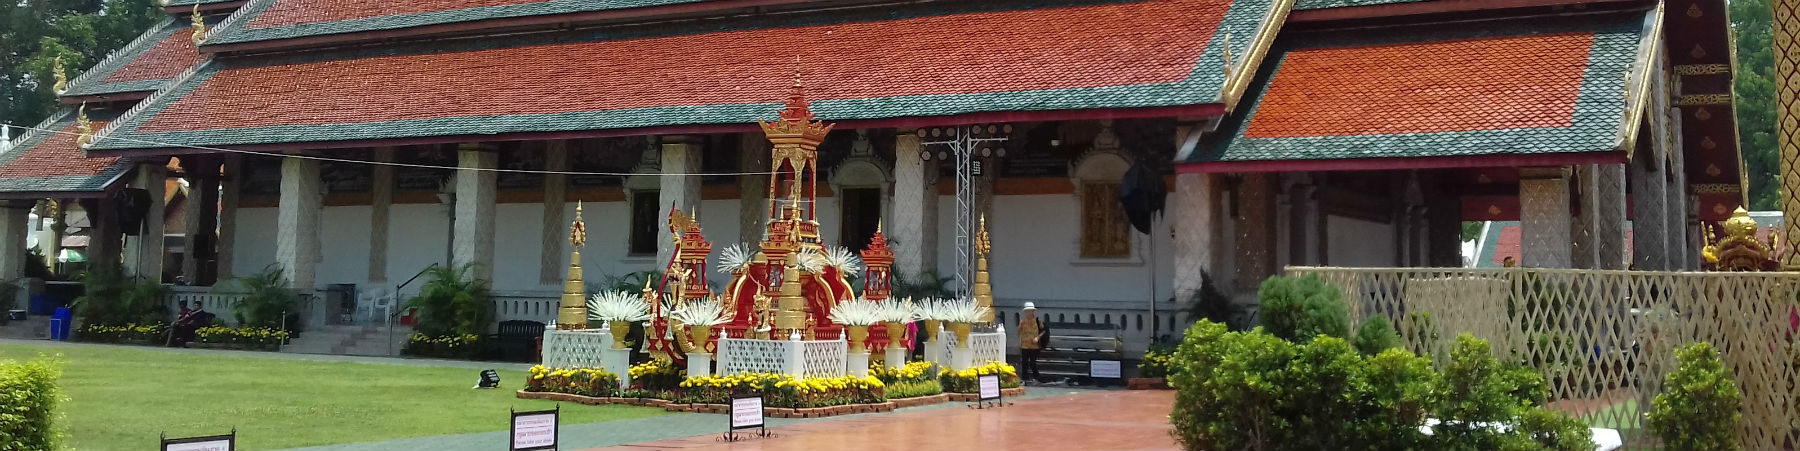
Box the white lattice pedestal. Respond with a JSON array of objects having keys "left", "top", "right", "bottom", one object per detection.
[
  {"left": 542, "top": 328, "right": 613, "bottom": 368},
  {"left": 716, "top": 338, "right": 849, "bottom": 379},
  {"left": 886, "top": 347, "right": 907, "bottom": 368},
  {"left": 951, "top": 347, "right": 974, "bottom": 371},
  {"left": 848, "top": 351, "right": 870, "bottom": 378},
  {"left": 604, "top": 348, "right": 631, "bottom": 390},
  {"left": 687, "top": 353, "right": 712, "bottom": 378}
]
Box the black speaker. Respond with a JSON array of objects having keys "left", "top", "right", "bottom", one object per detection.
[{"left": 110, "top": 188, "right": 151, "bottom": 236}]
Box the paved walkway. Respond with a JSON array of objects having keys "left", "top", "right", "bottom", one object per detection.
[
  {"left": 273, "top": 387, "right": 1101, "bottom": 451},
  {"left": 591, "top": 390, "right": 1178, "bottom": 451}
]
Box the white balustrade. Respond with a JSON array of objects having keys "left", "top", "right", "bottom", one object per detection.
[{"left": 166, "top": 287, "right": 249, "bottom": 326}]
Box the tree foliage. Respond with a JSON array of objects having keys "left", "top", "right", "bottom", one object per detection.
[
  {"left": 2, "top": 0, "right": 160, "bottom": 130},
  {"left": 1732, "top": 0, "right": 1779, "bottom": 209},
  {"left": 1647, "top": 342, "right": 1742, "bottom": 451}
]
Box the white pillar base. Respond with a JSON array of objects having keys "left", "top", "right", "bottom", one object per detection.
[
  {"left": 604, "top": 348, "right": 632, "bottom": 390},
  {"left": 886, "top": 347, "right": 908, "bottom": 369},
  {"left": 849, "top": 352, "right": 870, "bottom": 378},
  {"left": 686, "top": 353, "right": 712, "bottom": 378},
  {"left": 951, "top": 348, "right": 974, "bottom": 371},
  {"left": 925, "top": 339, "right": 944, "bottom": 368}
]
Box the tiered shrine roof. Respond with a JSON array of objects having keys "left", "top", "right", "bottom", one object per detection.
[
  {"left": 200, "top": 0, "right": 718, "bottom": 46},
  {"left": 1180, "top": 11, "right": 1657, "bottom": 172},
  {"left": 89, "top": 0, "right": 1284, "bottom": 153},
  {"left": 59, "top": 17, "right": 210, "bottom": 100},
  {"left": 0, "top": 109, "right": 133, "bottom": 198}
]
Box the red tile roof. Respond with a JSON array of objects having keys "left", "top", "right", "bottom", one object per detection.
[
  {"left": 1245, "top": 32, "right": 1594, "bottom": 138},
  {"left": 0, "top": 122, "right": 119, "bottom": 178},
  {"left": 246, "top": 0, "right": 552, "bottom": 28},
  {"left": 138, "top": 0, "right": 1227, "bottom": 133},
  {"left": 102, "top": 28, "right": 203, "bottom": 83}
]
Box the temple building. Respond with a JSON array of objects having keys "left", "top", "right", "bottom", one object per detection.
[{"left": 0, "top": 0, "right": 1745, "bottom": 356}]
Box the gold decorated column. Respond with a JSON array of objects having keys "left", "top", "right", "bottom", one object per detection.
[
  {"left": 557, "top": 202, "right": 588, "bottom": 329},
  {"left": 1777, "top": 0, "right": 1800, "bottom": 267},
  {"left": 973, "top": 215, "right": 994, "bottom": 324}
]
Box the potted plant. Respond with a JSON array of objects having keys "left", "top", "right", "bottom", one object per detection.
[
  {"left": 670, "top": 296, "right": 731, "bottom": 351},
  {"left": 829, "top": 299, "right": 884, "bottom": 350},
  {"left": 587, "top": 291, "right": 648, "bottom": 349},
  {"left": 937, "top": 298, "right": 988, "bottom": 349},
  {"left": 879, "top": 298, "right": 916, "bottom": 353}
]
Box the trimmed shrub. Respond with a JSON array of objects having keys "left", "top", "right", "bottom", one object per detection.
[
  {"left": 1258, "top": 274, "right": 1350, "bottom": 343},
  {"left": 1353, "top": 316, "right": 1402, "bottom": 357},
  {"left": 0, "top": 358, "right": 62, "bottom": 451},
  {"left": 1647, "top": 342, "right": 1741, "bottom": 451}
]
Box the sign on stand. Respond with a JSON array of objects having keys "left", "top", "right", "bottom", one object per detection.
[
  {"left": 970, "top": 374, "right": 1009, "bottom": 409},
  {"left": 161, "top": 429, "right": 235, "bottom": 451},
  {"left": 725, "top": 394, "right": 768, "bottom": 441},
  {"left": 1089, "top": 359, "right": 1123, "bottom": 386},
  {"left": 510, "top": 407, "right": 560, "bottom": 451}
]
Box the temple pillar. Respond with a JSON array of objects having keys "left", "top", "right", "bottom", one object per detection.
[
  {"left": 1519, "top": 167, "right": 1573, "bottom": 268},
  {"left": 1235, "top": 174, "right": 1276, "bottom": 291},
  {"left": 369, "top": 147, "right": 394, "bottom": 284},
  {"left": 892, "top": 130, "right": 938, "bottom": 279},
  {"left": 1173, "top": 172, "right": 1217, "bottom": 304},
  {"left": 1777, "top": 0, "right": 1800, "bottom": 267},
  {"left": 276, "top": 157, "right": 322, "bottom": 290},
  {"left": 1630, "top": 141, "right": 1670, "bottom": 270},
  {"left": 82, "top": 198, "right": 120, "bottom": 270},
  {"left": 1667, "top": 139, "right": 1691, "bottom": 270},
  {"left": 540, "top": 141, "right": 568, "bottom": 285},
  {"left": 453, "top": 144, "right": 497, "bottom": 282},
  {"left": 1595, "top": 164, "right": 1628, "bottom": 270},
  {"left": 0, "top": 201, "right": 31, "bottom": 281},
  {"left": 1290, "top": 181, "right": 1320, "bottom": 266},
  {"left": 739, "top": 133, "right": 771, "bottom": 245},
  {"left": 658, "top": 138, "right": 702, "bottom": 266},
  {"left": 124, "top": 162, "right": 166, "bottom": 280},
  {"left": 216, "top": 155, "right": 241, "bottom": 280},
  {"left": 1571, "top": 165, "right": 1600, "bottom": 269}
]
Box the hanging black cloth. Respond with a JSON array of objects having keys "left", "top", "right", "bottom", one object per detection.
[
  {"left": 1116, "top": 162, "right": 1167, "bottom": 234},
  {"left": 111, "top": 188, "right": 152, "bottom": 236}
]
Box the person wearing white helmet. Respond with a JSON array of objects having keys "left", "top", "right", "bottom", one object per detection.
[{"left": 1018, "top": 302, "right": 1047, "bottom": 382}]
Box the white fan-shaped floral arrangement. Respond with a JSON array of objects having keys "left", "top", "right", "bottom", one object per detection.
[
  {"left": 821, "top": 245, "right": 863, "bottom": 275},
  {"left": 794, "top": 248, "right": 826, "bottom": 273},
  {"left": 828, "top": 299, "right": 885, "bottom": 326},
  {"left": 669, "top": 297, "right": 733, "bottom": 327},
  {"left": 936, "top": 298, "right": 989, "bottom": 324},
  {"left": 718, "top": 243, "right": 754, "bottom": 275},
  {"left": 587, "top": 291, "right": 649, "bottom": 323},
  {"left": 878, "top": 298, "right": 916, "bottom": 324}
]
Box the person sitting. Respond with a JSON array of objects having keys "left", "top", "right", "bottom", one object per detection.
[
  {"left": 172, "top": 301, "right": 211, "bottom": 347},
  {"left": 168, "top": 301, "right": 193, "bottom": 347}
]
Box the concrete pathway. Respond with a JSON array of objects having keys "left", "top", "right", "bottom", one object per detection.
[
  {"left": 272, "top": 388, "right": 1100, "bottom": 451},
  {"left": 590, "top": 389, "right": 1177, "bottom": 451}
]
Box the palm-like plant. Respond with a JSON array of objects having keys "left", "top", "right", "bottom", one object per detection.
[
  {"left": 404, "top": 263, "right": 494, "bottom": 337},
  {"left": 829, "top": 299, "right": 885, "bottom": 326},
  {"left": 587, "top": 291, "right": 649, "bottom": 323},
  {"left": 220, "top": 264, "right": 297, "bottom": 329},
  {"left": 669, "top": 297, "right": 732, "bottom": 326}
]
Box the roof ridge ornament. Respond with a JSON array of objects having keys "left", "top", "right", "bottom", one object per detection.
[
  {"left": 190, "top": 5, "right": 208, "bottom": 46},
  {"left": 74, "top": 103, "right": 95, "bottom": 149},
  {"left": 1221, "top": 33, "right": 1235, "bottom": 77},
  {"left": 51, "top": 56, "right": 68, "bottom": 95}
]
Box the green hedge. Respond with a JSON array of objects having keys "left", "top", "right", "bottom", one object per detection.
[{"left": 0, "top": 358, "right": 62, "bottom": 451}]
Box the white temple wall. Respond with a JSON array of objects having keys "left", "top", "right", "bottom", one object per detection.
[{"left": 1324, "top": 214, "right": 1399, "bottom": 267}]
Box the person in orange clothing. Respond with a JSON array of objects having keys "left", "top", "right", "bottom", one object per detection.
[{"left": 1018, "top": 302, "right": 1047, "bottom": 382}]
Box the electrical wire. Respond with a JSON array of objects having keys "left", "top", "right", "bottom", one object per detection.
[{"left": 0, "top": 122, "right": 789, "bottom": 177}]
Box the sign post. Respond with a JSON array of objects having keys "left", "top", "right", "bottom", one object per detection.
[
  {"left": 161, "top": 429, "right": 235, "bottom": 451},
  {"left": 724, "top": 394, "right": 767, "bottom": 441},
  {"left": 1089, "top": 359, "right": 1123, "bottom": 386},
  {"left": 510, "top": 406, "right": 560, "bottom": 451},
  {"left": 970, "top": 374, "right": 1009, "bottom": 409}
]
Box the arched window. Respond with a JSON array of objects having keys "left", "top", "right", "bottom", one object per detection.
[{"left": 1070, "top": 130, "right": 1132, "bottom": 260}]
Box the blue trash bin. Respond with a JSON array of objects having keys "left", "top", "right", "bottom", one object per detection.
[{"left": 49, "top": 307, "right": 71, "bottom": 341}]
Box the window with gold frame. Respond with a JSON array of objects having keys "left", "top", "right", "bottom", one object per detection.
[{"left": 1079, "top": 182, "right": 1131, "bottom": 258}]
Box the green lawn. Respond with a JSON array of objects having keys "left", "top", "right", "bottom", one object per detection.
[{"left": 0, "top": 343, "right": 665, "bottom": 451}]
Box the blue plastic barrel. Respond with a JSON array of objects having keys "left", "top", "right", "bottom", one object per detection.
[{"left": 49, "top": 307, "right": 71, "bottom": 340}]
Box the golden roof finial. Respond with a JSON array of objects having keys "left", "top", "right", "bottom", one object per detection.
[
  {"left": 190, "top": 5, "right": 208, "bottom": 46},
  {"left": 1220, "top": 33, "right": 1234, "bottom": 76},
  {"left": 51, "top": 56, "right": 68, "bottom": 95},
  {"left": 570, "top": 201, "right": 586, "bottom": 247},
  {"left": 74, "top": 103, "right": 94, "bottom": 149}
]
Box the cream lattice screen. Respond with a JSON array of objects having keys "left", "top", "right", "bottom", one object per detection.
[{"left": 1287, "top": 267, "right": 1800, "bottom": 450}]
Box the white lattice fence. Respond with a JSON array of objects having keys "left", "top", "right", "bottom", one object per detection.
[
  {"left": 542, "top": 328, "right": 615, "bottom": 371},
  {"left": 1288, "top": 266, "right": 1800, "bottom": 451},
  {"left": 799, "top": 340, "right": 848, "bottom": 379},
  {"left": 941, "top": 332, "right": 1007, "bottom": 365},
  {"left": 716, "top": 338, "right": 846, "bottom": 378}
]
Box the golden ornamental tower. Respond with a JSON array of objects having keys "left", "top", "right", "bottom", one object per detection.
[
  {"left": 758, "top": 75, "right": 833, "bottom": 339},
  {"left": 557, "top": 202, "right": 589, "bottom": 329},
  {"left": 860, "top": 222, "right": 895, "bottom": 301},
  {"left": 973, "top": 215, "right": 994, "bottom": 324}
]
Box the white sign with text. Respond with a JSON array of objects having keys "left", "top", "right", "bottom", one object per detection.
[
  {"left": 511, "top": 412, "right": 558, "bottom": 450},
  {"left": 978, "top": 374, "right": 1002, "bottom": 400},
  {"left": 164, "top": 439, "right": 232, "bottom": 451},
  {"left": 1089, "top": 359, "right": 1122, "bottom": 379},
  {"left": 731, "top": 396, "right": 764, "bottom": 429}
]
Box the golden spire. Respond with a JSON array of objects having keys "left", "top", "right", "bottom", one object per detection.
[
  {"left": 975, "top": 214, "right": 991, "bottom": 255},
  {"left": 570, "top": 201, "right": 586, "bottom": 247},
  {"left": 74, "top": 103, "right": 94, "bottom": 149},
  {"left": 51, "top": 56, "right": 68, "bottom": 95},
  {"left": 190, "top": 5, "right": 208, "bottom": 46},
  {"left": 1220, "top": 33, "right": 1234, "bottom": 76}
]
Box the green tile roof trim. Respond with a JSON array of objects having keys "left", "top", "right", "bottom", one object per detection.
[
  {"left": 61, "top": 18, "right": 189, "bottom": 97},
  {"left": 1183, "top": 12, "right": 1651, "bottom": 167},
  {"left": 90, "top": 0, "right": 1282, "bottom": 152},
  {"left": 201, "top": 0, "right": 717, "bottom": 46},
  {"left": 1293, "top": 0, "right": 1428, "bottom": 10},
  {"left": 0, "top": 110, "right": 134, "bottom": 195}
]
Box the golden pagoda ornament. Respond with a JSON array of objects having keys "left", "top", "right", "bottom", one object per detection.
[
  {"left": 1702, "top": 207, "right": 1781, "bottom": 271},
  {"left": 556, "top": 202, "right": 588, "bottom": 329}
]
